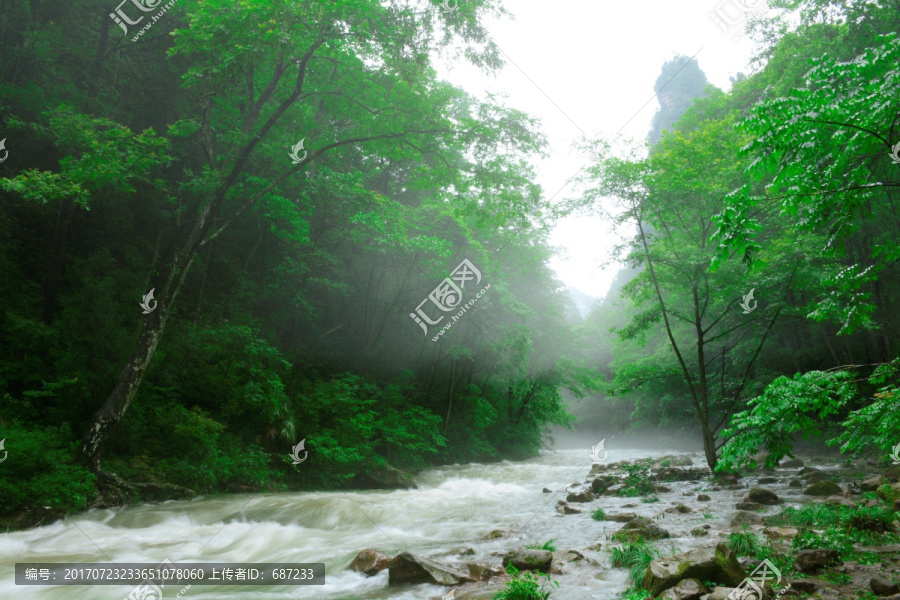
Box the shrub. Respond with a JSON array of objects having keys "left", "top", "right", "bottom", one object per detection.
[
  {"left": 609, "top": 540, "right": 661, "bottom": 587},
  {"left": 494, "top": 564, "right": 559, "bottom": 600},
  {"left": 592, "top": 508, "right": 606, "bottom": 521}
]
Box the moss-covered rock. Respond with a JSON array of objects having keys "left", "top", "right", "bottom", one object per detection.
[{"left": 641, "top": 543, "right": 745, "bottom": 596}]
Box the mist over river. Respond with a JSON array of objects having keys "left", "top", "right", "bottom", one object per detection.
[{"left": 0, "top": 447, "right": 835, "bottom": 600}]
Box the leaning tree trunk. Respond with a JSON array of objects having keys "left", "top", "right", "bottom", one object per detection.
[{"left": 80, "top": 198, "right": 216, "bottom": 476}]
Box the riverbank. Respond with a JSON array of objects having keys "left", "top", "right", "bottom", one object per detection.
[{"left": 1, "top": 449, "right": 898, "bottom": 599}]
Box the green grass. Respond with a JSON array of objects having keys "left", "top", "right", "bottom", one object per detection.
[
  {"left": 609, "top": 540, "right": 661, "bottom": 587},
  {"left": 525, "top": 538, "right": 557, "bottom": 552},
  {"left": 494, "top": 564, "right": 559, "bottom": 600},
  {"left": 591, "top": 508, "right": 605, "bottom": 521},
  {"left": 727, "top": 526, "right": 761, "bottom": 557}
]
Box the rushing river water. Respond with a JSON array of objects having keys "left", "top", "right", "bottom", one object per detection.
[{"left": 0, "top": 448, "right": 834, "bottom": 600}]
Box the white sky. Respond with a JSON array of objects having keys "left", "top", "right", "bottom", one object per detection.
[{"left": 435, "top": 0, "right": 758, "bottom": 299}]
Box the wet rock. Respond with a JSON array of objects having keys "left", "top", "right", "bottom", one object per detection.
[
  {"left": 607, "top": 512, "right": 638, "bottom": 522},
  {"left": 349, "top": 548, "right": 392, "bottom": 576},
  {"left": 542, "top": 487, "right": 552, "bottom": 493},
  {"left": 622, "top": 503, "right": 638, "bottom": 508},
  {"left": 788, "top": 580, "right": 818, "bottom": 593},
  {"left": 862, "top": 476, "right": 885, "bottom": 492},
  {"left": 456, "top": 547, "right": 476, "bottom": 556},
  {"left": 757, "top": 477, "right": 778, "bottom": 484},
  {"left": 735, "top": 502, "right": 762, "bottom": 511},
  {"left": 697, "top": 494, "right": 711, "bottom": 501},
  {"left": 691, "top": 527, "right": 709, "bottom": 537},
  {"left": 795, "top": 549, "right": 839, "bottom": 573},
  {"left": 788, "top": 479, "right": 802, "bottom": 488},
  {"left": 465, "top": 562, "right": 503, "bottom": 581},
  {"left": 716, "top": 474, "right": 739, "bottom": 486},
  {"left": 872, "top": 576, "right": 900, "bottom": 596},
  {"left": 657, "top": 467, "right": 712, "bottom": 482},
  {"left": 658, "top": 577, "right": 708, "bottom": 600},
  {"left": 656, "top": 485, "right": 673, "bottom": 493},
  {"left": 387, "top": 552, "right": 473, "bottom": 585},
  {"left": 803, "top": 471, "right": 829, "bottom": 483},
  {"left": 591, "top": 476, "right": 617, "bottom": 494},
  {"left": 484, "top": 529, "right": 504, "bottom": 539},
  {"left": 641, "top": 543, "right": 745, "bottom": 596},
  {"left": 731, "top": 510, "right": 764, "bottom": 526},
  {"left": 824, "top": 495, "right": 854, "bottom": 507},
  {"left": 664, "top": 503, "right": 693, "bottom": 514},
  {"left": 798, "top": 467, "right": 819, "bottom": 475},
  {"left": 763, "top": 526, "right": 798, "bottom": 539},
  {"left": 781, "top": 458, "right": 804, "bottom": 468},
  {"left": 745, "top": 487, "right": 781, "bottom": 505},
  {"left": 614, "top": 516, "right": 671, "bottom": 542},
  {"left": 502, "top": 549, "right": 552, "bottom": 573},
  {"left": 877, "top": 482, "right": 900, "bottom": 503},
  {"left": 566, "top": 490, "right": 593, "bottom": 503},
  {"left": 804, "top": 481, "right": 842, "bottom": 496},
  {"left": 557, "top": 504, "right": 582, "bottom": 515}
]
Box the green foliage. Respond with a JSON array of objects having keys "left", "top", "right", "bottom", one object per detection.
[
  {"left": 494, "top": 564, "right": 559, "bottom": 600},
  {"left": 0, "top": 422, "right": 96, "bottom": 516},
  {"left": 727, "top": 526, "right": 761, "bottom": 556},
  {"left": 618, "top": 464, "right": 656, "bottom": 497},
  {"left": 525, "top": 539, "right": 557, "bottom": 552},
  {"left": 609, "top": 540, "right": 661, "bottom": 588},
  {"left": 591, "top": 508, "right": 606, "bottom": 521}
]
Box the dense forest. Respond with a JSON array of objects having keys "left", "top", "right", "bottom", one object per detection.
[{"left": 1, "top": 0, "right": 899, "bottom": 555}]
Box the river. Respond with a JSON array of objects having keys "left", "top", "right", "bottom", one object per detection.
[{"left": 0, "top": 447, "right": 825, "bottom": 600}]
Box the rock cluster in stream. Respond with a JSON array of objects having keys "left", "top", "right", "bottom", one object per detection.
[{"left": 345, "top": 453, "right": 900, "bottom": 600}]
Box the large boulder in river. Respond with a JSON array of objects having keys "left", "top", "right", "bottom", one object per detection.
[
  {"left": 502, "top": 549, "right": 553, "bottom": 573},
  {"left": 387, "top": 552, "right": 473, "bottom": 585},
  {"left": 780, "top": 458, "right": 804, "bottom": 467},
  {"left": 641, "top": 543, "right": 745, "bottom": 596},
  {"left": 658, "top": 577, "right": 708, "bottom": 600},
  {"left": 566, "top": 490, "right": 593, "bottom": 503},
  {"left": 349, "top": 548, "right": 392, "bottom": 576},
  {"left": 745, "top": 487, "right": 781, "bottom": 505},
  {"left": 861, "top": 475, "right": 885, "bottom": 492},
  {"left": 613, "top": 516, "right": 670, "bottom": 542},
  {"left": 804, "top": 481, "right": 842, "bottom": 496},
  {"left": 731, "top": 511, "right": 764, "bottom": 526}
]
